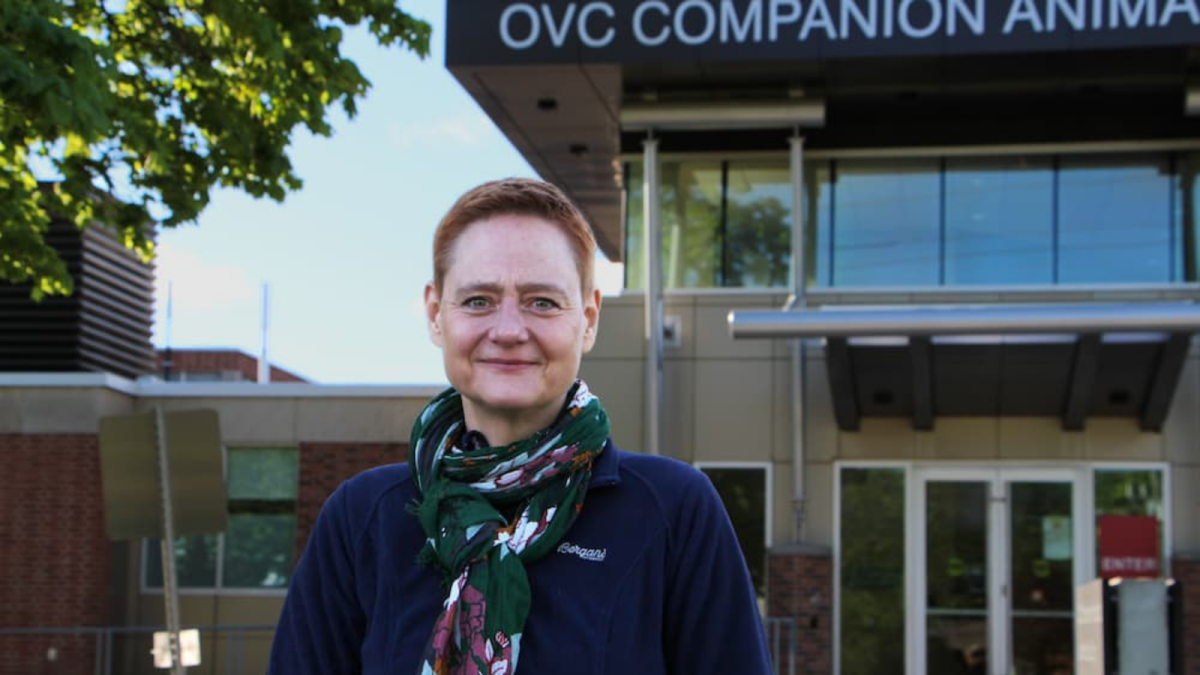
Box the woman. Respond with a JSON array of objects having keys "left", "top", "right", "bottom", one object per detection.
[{"left": 268, "top": 178, "right": 771, "bottom": 675}]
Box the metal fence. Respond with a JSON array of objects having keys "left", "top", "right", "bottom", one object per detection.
[
  {"left": 2, "top": 619, "right": 798, "bottom": 675},
  {"left": 765, "top": 616, "right": 798, "bottom": 675},
  {"left": 0, "top": 624, "right": 275, "bottom": 675}
]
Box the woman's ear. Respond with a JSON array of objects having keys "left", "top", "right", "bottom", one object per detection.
[
  {"left": 581, "top": 288, "right": 602, "bottom": 353},
  {"left": 424, "top": 283, "right": 443, "bottom": 348}
]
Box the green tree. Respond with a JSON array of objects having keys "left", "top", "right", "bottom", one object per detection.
[{"left": 1, "top": 0, "right": 430, "bottom": 297}]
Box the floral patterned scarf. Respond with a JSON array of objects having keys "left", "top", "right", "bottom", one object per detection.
[{"left": 410, "top": 380, "right": 610, "bottom": 675}]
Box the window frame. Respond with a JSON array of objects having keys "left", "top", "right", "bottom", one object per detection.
[
  {"left": 140, "top": 445, "right": 298, "bottom": 598},
  {"left": 694, "top": 460, "right": 774, "bottom": 604}
]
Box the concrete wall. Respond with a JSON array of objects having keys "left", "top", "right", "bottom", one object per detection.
[{"left": 587, "top": 290, "right": 1200, "bottom": 553}]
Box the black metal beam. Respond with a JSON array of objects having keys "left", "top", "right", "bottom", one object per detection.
[
  {"left": 911, "top": 336, "right": 934, "bottom": 431},
  {"left": 1062, "top": 333, "right": 1101, "bottom": 431},
  {"left": 1141, "top": 333, "right": 1192, "bottom": 432},
  {"left": 826, "top": 338, "right": 860, "bottom": 431}
]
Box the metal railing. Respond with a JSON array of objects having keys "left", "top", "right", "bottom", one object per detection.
[
  {"left": 0, "top": 624, "right": 274, "bottom": 675},
  {"left": 3, "top": 619, "right": 798, "bottom": 675},
  {"left": 765, "top": 616, "right": 798, "bottom": 675}
]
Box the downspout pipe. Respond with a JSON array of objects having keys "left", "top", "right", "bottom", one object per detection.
[{"left": 786, "top": 131, "right": 808, "bottom": 543}]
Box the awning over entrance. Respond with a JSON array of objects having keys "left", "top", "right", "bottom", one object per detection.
[{"left": 729, "top": 303, "right": 1200, "bottom": 432}]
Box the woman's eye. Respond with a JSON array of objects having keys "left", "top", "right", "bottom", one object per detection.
[{"left": 463, "top": 296, "right": 491, "bottom": 309}]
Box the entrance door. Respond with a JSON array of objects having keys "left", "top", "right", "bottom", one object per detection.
[{"left": 913, "top": 468, "right": 1088, "bottom": 675}]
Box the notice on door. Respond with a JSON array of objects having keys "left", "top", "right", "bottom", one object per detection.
[
  {"left": 1042, "top": 515, "right": 1072, "bottom": 561},
  {"left": 1098, "top": 514, "right": 1160, "bottom": 579}
]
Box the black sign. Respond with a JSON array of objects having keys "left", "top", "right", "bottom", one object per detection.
[{"left": 446, "top": 0, "right": 1200, "bottom": 65}]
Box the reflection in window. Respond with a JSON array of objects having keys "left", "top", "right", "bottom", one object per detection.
[
  {"left": 840, "top": 467, "right": 905, "bottom": 675},
  {"left": 700, "top": 466, "right": 767, "bottom": 602},
  {"left": 625, "top": 160, "right": 792, "bottom": 289},
  {"left": 145, "top": 447, "right": 298, "bottom": 590},
  {"left": 945, "top": 157, "right": 1054, "bottom": 284},
  {"left": 725, "top": 161, "right": 792, "bottom": 287},
  {"left": 1093, "top": 469, "right": 1165, "bottom": 577},
  {"left": 626, "top": 151, "right": 1195, "bottom": 289},
  {"left": 1059, "top": 155, "right": 1174, "bottom": 283},
  {"left": 833, "top": 159, "right": 940, "bottom": 286}
]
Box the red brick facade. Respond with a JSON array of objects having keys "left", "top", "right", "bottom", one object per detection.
[
  {"left": 0, "top": 434, "right": 109, "bottom": 675},
  {"left": 1173, "top": 554, "right": 1200, "bottom": 675},
  {"left": 295, "top": 442, "right": 409, "bottom": 560},
  {"left": 767, "top": 545, "right": 832, "bottom": 675},
  {"left": 155, "top": 349, "right": 308, "bottom": 383}
]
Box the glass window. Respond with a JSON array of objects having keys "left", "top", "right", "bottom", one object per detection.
[
  {"left": 1093, "top": 468, "right": 1165, "bottom": 577},
  {"left": 700, "top": 466, "right": 767, "bottom": 602},
  {"left": 945, "top": 156, "right": 1054, "bottom": 285},
  {"left": 724, "top": 160, "right": 792, "bottom": 287},
  {"left": 1059, "top": 155, "right": 1174, "bottom": 283},
  {"left": 833, "top": 159, "right": 941, "bottom": 286},
  {"left": 840, "top": 467, "right": 905, "bottom": 675},
  {"left": 145, "top": 447, "right": 298, "bottom": 591}
]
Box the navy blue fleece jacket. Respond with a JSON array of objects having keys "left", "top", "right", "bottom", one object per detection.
[{"left": 268, "top": 441, "right": 772, "bottom": 675}]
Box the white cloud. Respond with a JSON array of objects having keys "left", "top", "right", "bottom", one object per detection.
[
  {"left": 387, "top": 109, "right": 494, "bottom": 148},
  {"left": 154, "top": 243, "right": 258, "bottom": 311}
]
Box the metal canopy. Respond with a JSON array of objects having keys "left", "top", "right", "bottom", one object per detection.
[{"left": 729, "top": 303, "right": 1200, "bottom": 432}]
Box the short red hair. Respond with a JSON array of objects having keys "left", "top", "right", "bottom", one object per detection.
[{"left": 432, "top": 178, "right": 596, "bottom": 296}]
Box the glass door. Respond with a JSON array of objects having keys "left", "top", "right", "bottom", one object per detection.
[{"left": 914, "top": 468, "right": 1086, "bottom": 675}]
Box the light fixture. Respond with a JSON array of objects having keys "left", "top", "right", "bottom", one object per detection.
[{"left": 620, "top": 99, "right": 825, "bottom": 131}]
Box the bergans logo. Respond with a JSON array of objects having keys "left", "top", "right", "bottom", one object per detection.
[{"left": 557, "top": 542, "right": 607, "bottom": 562}]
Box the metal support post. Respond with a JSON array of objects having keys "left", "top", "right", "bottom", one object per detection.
[
  {"left": 643, "top": 134, "right": 664, "bottom": 456},
  {"left": 155, "top": 405, "right": 186, "bottom": 675}
]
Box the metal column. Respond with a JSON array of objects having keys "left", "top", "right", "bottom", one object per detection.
[
  {"left": 787, "top": 131, "right": 808, "bottom": 542},
  {"left": 155, "top": 405, "right": 186, "bottom": 675},
  {"left": 643, "top": 135, "right": 663, "bottom": 456}
]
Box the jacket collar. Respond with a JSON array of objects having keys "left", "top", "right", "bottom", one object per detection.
[{"left": 587, "top": 438, "right": 621, "bottom": 489}]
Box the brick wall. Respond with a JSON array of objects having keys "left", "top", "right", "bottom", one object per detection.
[
  {"left": 0, "top": 434, "right": 109, "bottom": 675},
  {"left": 767, "top": 545, "right": 832, "bottom": 675},
  {"left": 1174, "top": 554, "right": 1200, "bottom": 675},
  {"left": 294, "top": 442, "right": 408, "bottom": 560}
]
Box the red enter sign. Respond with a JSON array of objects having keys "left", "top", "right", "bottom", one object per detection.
[{"left": 1098, "top": 514, "right": 1160, "bottom": 578}]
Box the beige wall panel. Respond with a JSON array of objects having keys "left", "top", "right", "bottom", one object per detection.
[
  {"left": 0, "top": 390, "right": 21, "bottom": 432},
  {"left": 804, "top": 461, "right": 834, "bottom": 548},
  {"left": 772, "top": 461, "right": 794, "bottom": 547},
  {"left": 695, "top": 305, "right": 774, "bottom": 359},
  {"left": 1085, "top": 419, "right": 1165, "bottom": 460},
  {"left": 693, "top": 360, "right": 774, "bottom": 462},
  {"left": 8, "top": 388, "right": 135, "bottom": 433},
  {"left": 1164, "top": 356, "right": 1199, "bottom": 464},
  {"left": 294, "top": 398, "right": 410, "bottom": 443},
  {"left": 579, "top": 359, "right": 644, "bottom": 452},
  {"left": 771, "top": 358, "right": 792, "bottom": 464},
  {"left": 1172, "top": 465, "right": 1200, "bottom": 552},
  {"left": 662, "top": 359, "right": 695, "bottom": 462},
  {"left": 837, "top": 418, "right": 916, "bottom": 459},
  {"left": 804, "top": 355, "right": 839, "bottom": 462},
  {"left": 998, "top": 417, "right": 1063, "bottom": 460},
  {"left": 930, "top": 418, "right": 999, "bottom": 459},
  {"left": 148, "top": 398, "right": 299, "bottom": 444},
  {"left": 589, "top": 299, "right": 647, "bottom": 359}
]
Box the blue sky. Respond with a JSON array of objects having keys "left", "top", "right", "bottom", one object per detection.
[{"left": 152, "top": 0, "right": 623, "bottom": 384}]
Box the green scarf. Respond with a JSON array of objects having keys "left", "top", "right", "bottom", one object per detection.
[{"left": 411, "top": 380, "right": 610, "bottom": 675}]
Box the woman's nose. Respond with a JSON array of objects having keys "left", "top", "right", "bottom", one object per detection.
[{"left": 490, "top": 298, "right": 528, "bottom": 342}]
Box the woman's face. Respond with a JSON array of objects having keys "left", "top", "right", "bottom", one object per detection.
[{"left": 424, "top": 214, "right": 600, "bottom": 437}]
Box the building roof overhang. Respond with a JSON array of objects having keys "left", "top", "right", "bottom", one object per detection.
[{"left": 729, "top": 302, "right": 1200, "bottom": 432}]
